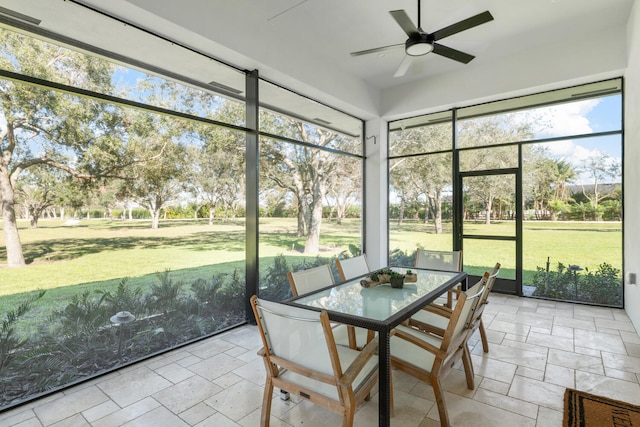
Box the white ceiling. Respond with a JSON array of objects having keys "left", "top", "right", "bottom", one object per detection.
[
  {"left": 123, "top": 0, "right": 634, "bottom": 88},
  {"left": 0, "top": 0, "right": 635, "bottom": 123}
]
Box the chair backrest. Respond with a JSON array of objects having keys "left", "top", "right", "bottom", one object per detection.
[
  {"left": 287, "top": 264, "right": 335, "bottom": 297},
  {"left": 414, "top": 249, "right": 462, "bottom": 272},
  {"left": 470, "top": 263, "right": 501, "bottom": 326},
  {"left": 336, "top": 254, "right": 370, "bottom": 281},
  {"left": 441, "top": 273, "right": 486, "bottom": 351},
  {"left": 482, "top": 263, "right": 501, "bottom": 304},
  {"left": 251, "top": 295, "right": 336, "bottom": 377}
]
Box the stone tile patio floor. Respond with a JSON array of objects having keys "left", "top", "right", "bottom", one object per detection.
[{"left": 1, "top": 294, "right": 639, "bottom": 426}]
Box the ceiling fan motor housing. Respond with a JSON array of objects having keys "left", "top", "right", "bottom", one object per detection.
[{"left": 405, "top": 36, "right": 433, "bottom": 56}]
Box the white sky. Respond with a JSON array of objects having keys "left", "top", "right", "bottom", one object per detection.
[
  {"left": 536, "top": 99, "right": 599, "bottom": 138},
  {"left": 532, "top": 99, "right": 621, "bottom": 184}
]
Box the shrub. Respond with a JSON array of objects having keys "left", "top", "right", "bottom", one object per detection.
[
  {"left": 532, "top": 261, "right": 621, "bottom": 306},
  {"left": 0, "top": 270, "right": 247, "bottom": 410},
  {"left": 389, "top": 248, "right": 414, "bottom": 268}
]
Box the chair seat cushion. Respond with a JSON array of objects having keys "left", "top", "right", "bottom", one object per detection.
[
  {"left": 390, "top": 325, "right": 457, "bottom": 373},
  {"left": 279, "top": 344, "right": 378, "bottom": 400},
  {"left": 410, "top": 309, "right": 448, "bottom": 330}
]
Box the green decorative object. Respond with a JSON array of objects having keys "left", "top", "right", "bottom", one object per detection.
[{"left": 389, "top": 271, "right": 405, "bottom": 289}]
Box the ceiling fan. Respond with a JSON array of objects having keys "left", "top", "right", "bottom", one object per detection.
[{"left": 350, "top": 1, "right": 494, "bottom": 77}]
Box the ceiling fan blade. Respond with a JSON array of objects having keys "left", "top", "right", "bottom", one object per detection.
[
  {"left": 431, "top": 11, "right": 494, "bottom": 41},
  {"left": 389, "top": 10, "right": 420, "bottom": 38},
  {"left": 394, "top": 55, "right": 414, "bottom": 78},
  {"left": 432, "top": 43, "right": 475, "bottom": 63},
  {"left": 350, "top": 43, "right": 404, "bottom": 57}
]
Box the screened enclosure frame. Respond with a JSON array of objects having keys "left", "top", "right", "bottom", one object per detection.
[
  {"left": 0, "top": 12, "right": 366, "bottom": 411},
  {"left": 388, "top": 77, "right": 624, "bottom": 309}
]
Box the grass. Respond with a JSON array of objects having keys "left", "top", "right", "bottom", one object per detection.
[
  {"left": 390, "top": 220, "right": 622, "bottom": 282},
  {"left": 0, "top": 217, "right": 359, "bottom": 314},
  {"left": 1, "top": 217, "right": 621, "bottom": 317}
]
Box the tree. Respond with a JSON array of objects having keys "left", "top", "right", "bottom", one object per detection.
[
  {"left": 552, "top": 159, "right": 576, "bottom": 201},
  {"left": 56, "top": 177, "right": 92, "bottom": 220},
  {"left": 325, "top": 157, "right": 361, "bottom": 225},
  {"left": 14, "top": 166, "right": 61, "bottom": 228},
  {"left": 389, "top": 157, "right": 413, "bottom": 226},
  {"left": 579, "top": 152, "right": 621, "bottom": 221},
  {"left": 187, "top": 103, "right": 246, "bottom": 225},
  {"left": 261, "top": 118, "right": 348, "bottom": 254},
  {"left": 526, "top": 155, "right": 557, "bottom": 220},
  {"left": 0, "top": 29, "right": 131, "bottom": 266},
  {"left": 188, "top": 145, "right": 245, "bottom": 224},
  {"left": 94, "top": 183, "right": 119, "bottom": 220},
  {"left": 121, "top": 131, "right": 186, "bottom": 229},
  {"left": 389, "top": 123, "right": 452, "bottom": 233},
  {"left": 458, "top": 115, "right": 534, "bottom": 224}
]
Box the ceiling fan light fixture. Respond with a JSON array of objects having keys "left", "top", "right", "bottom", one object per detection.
[{"left": 405, "top": 38, "right": 433, "bottom": 56}]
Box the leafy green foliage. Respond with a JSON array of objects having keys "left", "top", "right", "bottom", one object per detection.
[
  {"left": 389, "top": 247, "right": 415, "bottom": 268},
  {"left": 0, "top": 291, "right": 45, "bottom": 374},
  {"left": 0, "top": 271, "right": 246, "bottom": 410},
  {"left": 532, "top": 261, "right": 622, "bottom": 305},
  {"left": 145, "top": 270, "right": 183, "bottom": 314},
  {"left": 97, "top": 278, "right": 145, "bottom": 315}
]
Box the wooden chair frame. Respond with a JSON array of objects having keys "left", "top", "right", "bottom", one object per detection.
[
  {"left": 390, "top": 278, "right": 485, "bottom": 427},
  {"left": 287, "top": 263, "right": 335, "bottom": 297},
  {"left": 409, "top": 263, "right": 501, "bottom": 356},
  {"left": 288, "top": 263, "right": 372, "bottom": 350},
  {"left": 251, "top": 295, "right": 379, "bottom": 427}
]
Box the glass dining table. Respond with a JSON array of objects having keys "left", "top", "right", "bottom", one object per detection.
[{"left": 285, "top": 266, "right": 467, "bottom": 427}]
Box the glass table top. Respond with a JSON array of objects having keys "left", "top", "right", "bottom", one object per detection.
[{"left": 292, "top": 267, "right": 462, "bottom": 322}]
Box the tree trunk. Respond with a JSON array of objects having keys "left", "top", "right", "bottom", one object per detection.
[
  {"left": 423, "top": 200, "right": 429, "bottom": 224},
  {"left": 296, "top": 197, "right": 306, "bottom": 237},
  {"left": 150, "top": 208, "right": 160, "bottom": 229},
  {"left": 304, "top": 196, "right": 323, "bottom": 254},
  {"left": 397, "top": 197, "right": 405, "bottom": 226},
  {"left": 485, "top": 196, "right": 493, "bottom": 225},
  {"left": 223, "top": 203, "right": 229, "bottom": 222},
  {"left": 0, "top": 173, "right": 26, "bottom": 266},
  {"left": 434, "top": 192, "right": 443, "bottom": 235},
  {"left": 29, "top": 207, "right": 41, "bottom": 229},
  {"left": 208, "top": 203, "right": 214, "bottom": 226}
]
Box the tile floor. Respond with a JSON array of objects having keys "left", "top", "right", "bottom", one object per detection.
[{"left": 1, "top": 294, "right": 639, "bottom": 426}]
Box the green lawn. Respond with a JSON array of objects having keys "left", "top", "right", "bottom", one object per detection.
[
  {"left": 390, "top": 220, "right": 622, "bottom": 282},
  {"left": 0, "top": 217, "right": 359, "bottom": 313},
  {"left": 1, "top": 217, "right": 622, "bottom": 316}
]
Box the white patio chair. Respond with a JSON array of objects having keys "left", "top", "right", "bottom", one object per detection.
[
  {"left": 390, "top": 274, "right": 486, "bottom": 427},
  {"left": 414, "top": 249, "right": 463, "bottom": 307},
  {"left": 414, "top": 249, "right": 463, "bottom": 272},
  {"left": 251, "top": 296, "right": 379, "bottom": 427},
  {"left": 287, "top": 263, "right": 335, "bottom": 297},
  {"left": 288, "top": 263, "right": 372, "bottom": 349},
  {"left": 409, "top": 263, "right": 501, "bottom": 355},
  {"left": 336, "top": 254, "right": 371, "bottom": 281}
]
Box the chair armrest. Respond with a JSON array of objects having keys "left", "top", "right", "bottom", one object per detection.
[
  {"left": 339, "top": 336, "right": 379, "bottom": 386},
  {"left": 408, "top": 319, "right": 445, "bottom": 337},
  {"left": 424, "top": 304, "right": 452, "bottom": 317},
  {"left": 392, "top": 328, "right": 445, "bottom": 359}
]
